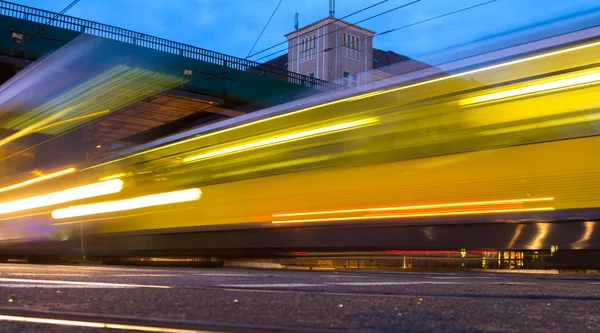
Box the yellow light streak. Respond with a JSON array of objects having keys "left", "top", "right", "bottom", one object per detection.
[
  {"left": 0, "top": 106, "right": 77, "bottom": 148},
  {"left": 273, "top": 197, "right": 554, "bottom": 217},
  {"left": 0, "top": 277, "right": 170, "bottom": 288},
  {"left": 0, "top": 168, "right": 76, "bottom": 194},
  {"left": 33, "top": 109, "right": 110, "bottom": 132},
  {"left": 354, "top": 39, "right": 600, "bottom": 102},
  {"left": 0, "top": 314, "right": 205, "bottom": 333},
  {"left": 272, "top": 207, "right": 555, "bottom": 224},
  {"left": 52, "top": 188, "right": 201, "bottom": 219},
  {"left": 98, "top": 173, "right": 131, "bottom": 181},
  {"left": 460, "top": 72, "right": 600, "bottom": 106},
  {"left": 81, "top": 40, "right": 600, "bottom": 172},
  {"left": 52, "top": 207, "right": 194, "bottom": 225},
  {"left": 183, "top": 118, "right": 377, "bottom": 163},
  {"left": 0, "top": 315, "right": 104, "bottom": 329},
  {"left": 0, "top": 179, "right": 123, "bottom": 215}
]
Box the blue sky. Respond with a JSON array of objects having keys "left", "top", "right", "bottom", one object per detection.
[{"left": 10, "top": 0, "right": 600, "bottom": 62}]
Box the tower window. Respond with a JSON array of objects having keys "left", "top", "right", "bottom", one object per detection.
[
  {"left": 301, "top": 36, "right": 316, "bottom": 52},
  {"left": 342, "top": 33, "right": 360, "bottom": 50},
  {"left": 352, "top": 73, "right": 359, "bottom": 86},
  {"left": 343, "top": 71, "right": 349, "bottom": 86}
]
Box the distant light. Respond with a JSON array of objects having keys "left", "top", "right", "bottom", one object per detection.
[
  {"left": 52, "top": 188, "right": 202, "bottom": 219},
  {"left": 183, "top": 118, "right": 378, "bottom": 163},
  {"left": 0, "top": 167, "right": 76, "bottom": 194},
  {"left": 96, "top": 145, "right": 102, "bottom": 148},
  {"left": 0, "top": 179, "right": 123, "bottom": 215}
]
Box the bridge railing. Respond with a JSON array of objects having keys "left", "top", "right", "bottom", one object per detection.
[{"left": 0, "top": 1, "right": 341, "bottom": 92}]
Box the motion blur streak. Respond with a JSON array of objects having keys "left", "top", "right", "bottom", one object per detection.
[
  {"left": 0, "top": 179, "right": 123, "bottom": 215},
  {"left": 0, "top": 314, "right": 207, "bottom": 333},
  {"left": 460, "top": 72, "right": 600, "bottom": 105},
  {"left": 52, "top": 207, "right": 193, "bottom": 225},
  {"left": 32, "top": 109, "right": 110, "bottom": 132},
  {"left": 98, "top": 173, "right": 131, "bottom": 181},
  {"left": 183, "top": 118, "right": 378, "bottom": 163},
  {"left": 0, "top": 168, "right": 76, "bottom": 194},
  {"left": 0, "top": 277, "right": 170, "bottom": 289},
  {"left": 0, "top": 315, "right": 103, "bottom": 328},
  {"left": 82, "top": 40, "right": 600, "bottom": 172},
  {"left": 51, "top": 188, "right": 202, "bottom": 219},
  {"left": 80, "top": 96, "right": 359, "bottom": 171},
  {"left": 480, "top": 111, "right": 600, "bottom": 136},
  {"left": 354, "top": 39, "right": 600, "bottom": 101},
  {"left": 273, "top": 207, "right": 555, "bottom": 224},
  {"left": 273, "top": 197, "right": 554, "bottom": 217}
]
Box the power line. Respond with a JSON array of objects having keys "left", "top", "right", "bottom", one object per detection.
[
  {"left": 246, "top": 0, "right": 284, "bottom": 58},
  {"left": 271, "top": 0, "right": 497, "bottom": 72},
  {"left": 247, "top": 0, "right": 390, "bottom": 60},
  {"left": 253, "top": 0, "right": 421, "bottom": 62},
  {"left": 377, "top": 0, "right": 497, "bottom": 36},
  {"left": 23, "top": 0, "right": 82, "bottom": 45}
]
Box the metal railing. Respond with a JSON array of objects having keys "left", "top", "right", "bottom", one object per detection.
[{"left": 0, "top": 1, "right": 341, "bottom": 91}]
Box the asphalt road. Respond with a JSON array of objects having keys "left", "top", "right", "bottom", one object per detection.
[{"left": 0, "top": 264, "right": 598, "bottom": 332}]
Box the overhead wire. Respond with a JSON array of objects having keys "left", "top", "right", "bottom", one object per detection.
[
  {"left": 266, "top": 0, "right": 497, "bottom": 71},
  {"left": 253, "top": 0, "right": 421, "bottom": 62},
  {"left": 23, "top": 0, "right": 82, "bottom": 45},
  {"left": 377, "top": 0, "right": 497, "bottom": 36},
  {"left": 247, "top": 0, "right": 390, "bottom": 59},
  {"left": 246, "top": 0, "right": 284, "bottom": 58}
]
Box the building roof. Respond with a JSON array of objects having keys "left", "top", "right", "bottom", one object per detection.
[
  {"left": 264, "top": 54, "right": 288, "bottom": 71},
  {"left": 285, "top": 17, "right": 376, "bottom": 37},
  {"left": 372, "top": 48, "right": 433, "bottom": 76}
]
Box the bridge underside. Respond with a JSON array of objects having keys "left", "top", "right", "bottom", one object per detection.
[{"left": 0, "top": 57, "right": 253, "bottom": 177}]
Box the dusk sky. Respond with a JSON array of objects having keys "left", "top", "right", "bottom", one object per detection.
[{"left": 10, "top": 0, "right": 600, "bottom": 62}]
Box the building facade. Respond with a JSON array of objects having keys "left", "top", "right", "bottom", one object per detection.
[{"left": 266, "top": 17, "right": 432, "bottom": 86}]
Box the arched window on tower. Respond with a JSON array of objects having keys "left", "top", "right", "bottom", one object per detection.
[
  {"left": 356, "top": 37, "right": 360, "bottom": 50},
  {"left": 351, "top": 36, "right": 355, "bottom": 49},
  {"left": 342, "top": 33, "right": 346, "bottom": 46}
]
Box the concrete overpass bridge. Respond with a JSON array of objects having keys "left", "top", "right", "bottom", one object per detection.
[{"left": 0, "top": 1, "right": 341, "bottom": 177}]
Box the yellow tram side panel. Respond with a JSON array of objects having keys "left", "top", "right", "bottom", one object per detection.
[{"left": 94, "top": 132, "right": 600, "bottom": 234}]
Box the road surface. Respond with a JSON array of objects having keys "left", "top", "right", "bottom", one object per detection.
[{"left": 0, "top": 264, "right": 598, "bottom": 332}]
